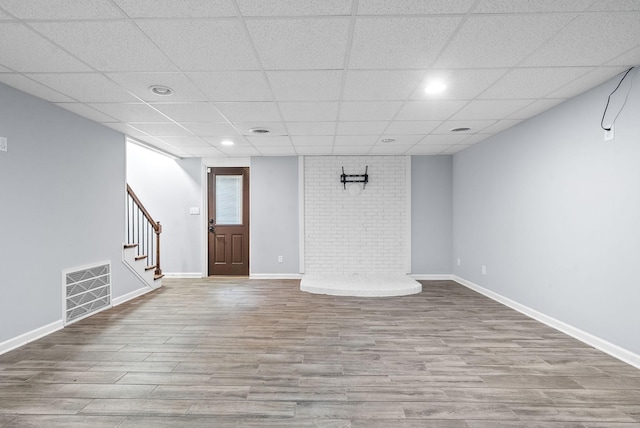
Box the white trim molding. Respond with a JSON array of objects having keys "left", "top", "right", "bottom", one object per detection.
[
  {"left": 0, "top": 320, "right": 63, "bottom": 356},
  {"left": 411, "top": 274, "right": 455, "bottom": 281},
  {"left": 250, "top": 273, "right": 303, "bottom": 280},
  {"left": 453, "top": 275, "right": 640, "bottom": 370},
  {"left": 163, "top": 272, "right": 203, "bottom": 279},
  {"left": 111, "top": 286, "right": 155, "bottom": 307}
]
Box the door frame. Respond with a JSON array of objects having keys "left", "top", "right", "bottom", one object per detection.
[{"left": 201, "top": 158, "right": 251, "bottom": 278}]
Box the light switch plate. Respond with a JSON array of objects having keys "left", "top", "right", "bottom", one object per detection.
[
  {"left": 0, "top": 137, "right": 7, "bottom": 152},
  {"left": 189, "top": 207, "right": 200, "bottom": 215}
]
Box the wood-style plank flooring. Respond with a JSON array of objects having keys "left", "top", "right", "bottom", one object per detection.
[{"left": 1, "top": 278, "right": 639, "bottom": 427}]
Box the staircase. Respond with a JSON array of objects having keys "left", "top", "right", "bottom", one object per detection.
[{"left": 123, "top": 185, "right": 164, "bottom": 289}]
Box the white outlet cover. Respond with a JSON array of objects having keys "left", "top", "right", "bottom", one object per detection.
[
  {"left": 189, "top": 207, "right": 200, "bottom": 215},
  {"left": 604, "top": 125, "right": 614, "bottom": 141},
  {"left": 0, "top": 137, "right": 7, "bottom": 152}
]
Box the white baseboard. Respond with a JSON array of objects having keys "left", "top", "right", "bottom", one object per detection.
[
  {"left": 410, "top": 274, "right": 455, "bottom": 281},
  {"left": 250, "top": 273, "right": 303, "bottom": 280},
  {"left": 112, "top": 286, "right": 155, "bottom": 307},
  {"left": 0, "top": 320, "right": 63, "bottom": 356},
  {"left": 162, "top": 272, "right": 203, "bottom": 278},
  {"left": 453, "top": 275, "right": 640, "bottom": 370}
]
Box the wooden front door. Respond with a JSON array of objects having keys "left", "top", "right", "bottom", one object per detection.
[{"left": 207, "top": 167, "right": 249, "bottom": 276}]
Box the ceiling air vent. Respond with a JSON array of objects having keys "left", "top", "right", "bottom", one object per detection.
[
  {"left": 450, "top": 127, "right": 471, "bottom": 133},
  {"left": 249, "top": 127, "right": 271, "bottom": 135}
]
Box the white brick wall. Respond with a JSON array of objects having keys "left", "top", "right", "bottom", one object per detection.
[{"left": 304, "top": 156, "right": 408, "bottom": 274}]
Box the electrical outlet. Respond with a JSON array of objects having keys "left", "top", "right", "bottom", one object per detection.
[
  {"left": 0, "top": 136, "right": 7, "bottom": 152},
  {"left": 481, "top": 265, "right": 487, "bottom": 275},
  {"left": 457, "top": 258, "right": 461, "bottom": 266},
  {"left": 278, "top": 255, "right": 283, "bottom": 263},
  {"left": 604, "top": 125, "right": 615, "bottom": 141}
]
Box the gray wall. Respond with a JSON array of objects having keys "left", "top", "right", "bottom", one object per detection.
[
  {"left": 126, "top": 143, "right": 202, "bottom": 275},
  {"left": 0, "top": 82, "right": 139, "bottom": 343},
  {"left": 411, "top": 155, "right": 453, "bottom": 274},
  {"left": 453, "top": 69, "right": 640, "bottom": 354},
  {"left": 250, "top": 156, "right": 299, "bottom": 274}
]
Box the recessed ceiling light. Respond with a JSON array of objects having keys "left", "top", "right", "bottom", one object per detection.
[
  {"left": 424, "top": 80, "right": 447, "bottom": 94},
  {"left": 221, "top": 140, "right": 234, "bottom": 146},
  {"left": 450, "top": 127, "right": 471, "bottom": 133},
  {"left": 149, "top": 85, "right": 174, "bottom": 96},
  {"left": 380, "top": 138, "right": 396, "bottom": 144},
  {"left": 249, "top": 127, "right": 271, "bottom": 135}
]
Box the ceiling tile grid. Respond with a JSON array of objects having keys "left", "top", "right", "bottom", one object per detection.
[{"left": 0, "top": 0, "right": 637, "bottom": 157}]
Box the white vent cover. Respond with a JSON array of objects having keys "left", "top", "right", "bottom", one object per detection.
[{"left": 63, "top": 261, "right": 111, "bottom": 325}]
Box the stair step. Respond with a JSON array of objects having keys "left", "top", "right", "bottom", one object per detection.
[
  {"left": 154, "top": 274, "right": 164, "bottom": 281},
  {"left": 145, "top": 265, "right": 156, "bottom": 271},
  {"left": 135, "top": 255, "right": 148, "bottom": 261},
  {"left": 124, "top": 243, "right": 138, "bottom": 249}
]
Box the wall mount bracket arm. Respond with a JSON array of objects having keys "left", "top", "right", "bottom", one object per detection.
[{"left": 340, "top": 165, "right": 368, "bottom": 190}]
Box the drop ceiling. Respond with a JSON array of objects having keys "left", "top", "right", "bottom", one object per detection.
[{"left": 0, "top": 0, "right": 638, "bottom": 158}]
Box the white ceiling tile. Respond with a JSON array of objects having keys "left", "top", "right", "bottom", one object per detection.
[
  {"left": 377, "top": 135, "right": 424, "bottom": 145},
  {"left": 461, "top": 134, "right": 494, "bottom": 145},
  {"left": 266, "top": 70, "right": 343, "bottom": 101},
  {"left": 507, "top": 99, "right": 566, "bottom": 120},
  {"left": 411, "top": 69, "right": 509, "bottom": 100},
  {"left": 295, "top": 146, "right": 333, "bottom": 155},
  {"left": 290, "top": 136, "right": 334, "bottom": 146},
  {"left": 150, "top": 103, "right": 226, "bottom": 122},
  {"left": 0, "top": 23, "right": 91, "bottom": 72},
  {"left": 339, "top": 101, "right": 403, "bottom": 121},
  {"left": 521, "top": 13, "right": 640, "bottom": 67},
  {"left": 152, "top": 136, "right": 211, "bottom": 147},
  {"left": 369, "top": 144, "right": 412, "bottom": 154},
  {"left": 128, "top": 122, "right": 193, "bottom": 137},
  {"left": 334, "top": 135, "right": 377, "bottom": 146},
  {"left": 384, "top": 120, "right": 440, "bottom": 135},
  {"left": 218, "top": 146, "right": 261, "bottom": 156},
  {"left": 343, "top": 70, "right": 425, "bottom": 101},
  {"left": 113, "top": 0, "right": 236, "bottom": 18},
  {"left": 350, "top": 17, "right": 460, "bottom": 69},
  {"left": 435, "top": 14, "right": 577, "bottom": 68},
  {"left": 31, "top": 21, "right": 175, "bottom": 72},
  {"left": 607, "top": 46, "right": 640, "bottom": 67},
  {"left": 238, "top": 0, "right": 352, "bottom": 16},
  {"left": 27, "top": 73, "right": 138, "bottom": 102},
  {"left": 0, "top": 65, "right": 9, "bottom": 71},
  {"left": 588, "top": 0, "right": 640, "bottom": 11},
  {"left": 246, "top": 18, "right": 350, "bottom": 70},
  {"left": 332, "top": 145, "right": 372, "bottom": 154},
  {"left": 336, "top": 121, "right": 389, "bottom": 135},
  {"left": 287, "top": 122, "right": 336, "bottom": 135},
  {"left": 0, "top": 9, "right": 11, "bottom": 19},
  {"left": 477, "top": 120, "right": 523, "bottom": 135},
  {"left": 247, "top": 136, "right": 292, "bottom": 146},
  {"left": 185, "top": 123, "right": 241, "bottom": 136},
  {"left": 395, "top": 100, "right": 467, "bottom": 121},
  {"left": 479, "top": 67, "right": 591, "bottom": 100},
  {"left": 184, "top": 147, "right": 225, "bottom": 157},
  {"left": 405, "top": 144, "right": 451, "bottom": 155},
  {"left": 187, "top": 71, "right": 272, "bottom": 102},
  {"left": 451, "top": 99, "right": 533, "bottom": 121},
  {"left": 279, "top": 102, "right": 339, "bottom": 121},
  {"left": 419, "top": 134, "right": 472, "bottom": 145},
  {"left": 432, "top": 120, "right": 497, "bottom": 134},
  {"left": 107, "top": 72, "right": 207, "bottom": 102},
  {"left": 55, "top": 103, "right": 117, "bottom": 122},
  {"left": 136, "top": 19, "right": 259, "bottom": 71},
  {"left": 89, "top": 103, "right": 169, "bottom": 122},
  {"left": 102, "top": 122, "right": 152, "bottom": 138},
  {"left": 258, "top": 146, "right": 297, "bottom": 156},
  {"left": 441, "top": 144, "right": 472, "bottom": 154},
  {"left": 204, "top": 135, "right": 251, "bottom": 146},
  {"left": 0, "top": 74, "right": 74, "bottom": 102},
  {"left": 215, "top": 102, "right": 281, "bottom": 122},
  {"left": 357, "top": 0, "right": 476, "bottom": 14},
  {"left": 0, "top": 0, "right": 124, "bottom": 19},
  {"left": 233, "top": 122, "right": 288, "bottom": 136},
  {"left": 547, "top": 67, "right": 629, "bottom": 98},
  {"left": 474, "top": 0, "right": 593, "bottom": 13}
]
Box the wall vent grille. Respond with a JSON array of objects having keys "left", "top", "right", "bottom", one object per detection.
[{"left": 63, "top": 262, "right": 111, "bottom": 325}]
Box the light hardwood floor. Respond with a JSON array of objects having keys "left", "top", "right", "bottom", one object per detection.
[{"left": 1, "top": 278, "right": 639, "bottom": 427}]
